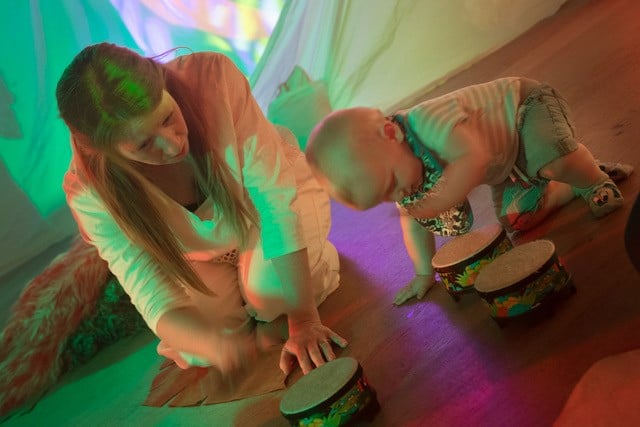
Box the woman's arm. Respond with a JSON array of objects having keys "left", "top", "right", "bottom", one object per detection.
[
  {"left": 63, "top": 179, "right": 193, "bottom": 333},
  {"left": 214, "top": 54, "right": 347, "bottom": 373},
  {"left": 155, "top": 306, "right": 256, "bottom": 372},
  {"left": 271, "top": 248, "right": 347, "bottom": 375}
]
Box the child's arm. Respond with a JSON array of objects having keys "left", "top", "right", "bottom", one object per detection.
[
  {"left": 406, "top": 120, "right": 489, "bottom": 219},
  {"left": 393, "top": 210, "right": 437, "bottom": 305}
]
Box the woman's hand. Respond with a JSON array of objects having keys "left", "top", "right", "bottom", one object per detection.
[
  {"left": 269, "top": 249, "right": 347, "bottom": 375},
  {"left": 393, "top": 273, "right": 436, "bottom": 306},
  {"left": 279, "top": 320, "right": 348, "bottom": 375},
  {"left": 156, "top": 329, "right": 258, "bottom": 374},
  {"left": 211, "top": 330, "right": 259, "bottom": 373}
]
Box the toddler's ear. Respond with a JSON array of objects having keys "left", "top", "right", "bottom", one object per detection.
[{"left": 382, "top": 121, "right": 397, "bottom": 140}]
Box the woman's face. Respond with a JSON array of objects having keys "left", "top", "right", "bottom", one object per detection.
[{"left": 116, "top": 90, "right": 189, "bottom": 165}]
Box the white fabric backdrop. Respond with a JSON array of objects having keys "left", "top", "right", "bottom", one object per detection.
[
  {"left": 253, "top": 0, "right": 568, "bottom": 113},
  {"left": 0, "top": 1, "right": 141, "bottom": 276},
  {"left": 0, "top": 0, "right": 567, "bottom": 278}
]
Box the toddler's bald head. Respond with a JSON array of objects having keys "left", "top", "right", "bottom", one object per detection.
[{"left": 306, "top": 107, "right": 383, "bottom": 187}]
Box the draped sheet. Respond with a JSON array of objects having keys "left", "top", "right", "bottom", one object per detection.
[{"left": 0, "top": 0, "right": 566, "bottom": 277}]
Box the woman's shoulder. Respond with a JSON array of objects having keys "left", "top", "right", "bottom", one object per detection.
[
  {"left": 167, "top": 51, "right": 238, "bottom": 74},
  {"left": 62, "top": 158, "right": 87, "bottom": 193},
  {"left": 62, "top": 158, "right": 101, "bottom": 206}
]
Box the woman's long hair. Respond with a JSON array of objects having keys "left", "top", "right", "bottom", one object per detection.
[{"left": 55, "top": 43, "right": 257, "bottom": 295}]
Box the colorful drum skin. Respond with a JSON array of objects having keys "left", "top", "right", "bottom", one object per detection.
[
  {"left": 279, "top": 357, "right": 379, "bottom": 427},
  {"left": 431, "top": 223, "right": 513, "bottom": 300},
  {"left": 474, "top": 239, "right": 574, "bottom": 326}
]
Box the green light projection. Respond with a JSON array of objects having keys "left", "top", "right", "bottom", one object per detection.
[{"left": 0, "top": 0, "right": 282, "bottom": 218}]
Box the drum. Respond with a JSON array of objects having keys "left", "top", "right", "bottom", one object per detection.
[
  {"left": 474, "top": 239, "right": 575, "bottom": 326},
  {"left": 279, "top": 357, "right": 379, "bottom": 426},
  {"left": 431, "top": 223, "right": 513, "bottom": 300}
]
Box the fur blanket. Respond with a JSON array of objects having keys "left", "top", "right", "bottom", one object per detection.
[{"left": 0, "top": 237, "right": 147, "bottom": 418}]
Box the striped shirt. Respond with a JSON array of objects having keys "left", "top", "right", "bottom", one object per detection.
[{"left": 402, "top": 77, "right": 533, "bottom": 185}]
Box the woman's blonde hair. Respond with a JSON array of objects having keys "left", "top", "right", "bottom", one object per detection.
[{"left": 55, "top": 43, "right": 257, "bottom": 295}]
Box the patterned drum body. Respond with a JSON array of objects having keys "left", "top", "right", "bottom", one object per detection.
[
  {"left": 474, "top": 239, "right": 572, "bottom": 321},
  {"left": 431, "top": 223, "right": 513, "bottom": 298},
  {"left": 279, "top": 357, "right": 379, "bottom": 426}
]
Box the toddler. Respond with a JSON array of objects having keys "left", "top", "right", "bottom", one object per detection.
[{"left": 306, "top": 77, "right": 632, "bottom": 304}]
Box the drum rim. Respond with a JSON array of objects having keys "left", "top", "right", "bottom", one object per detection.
[
  {"left": 475, "top": 252, "right": 561, "bottom": 298},
  {"left": 280, "top": 359, "right": 363, "bottom": 418},
  {"left": 432, "top": 228, "right": 508, "bottom": 270},
  {"left": 474, "top": 239, "right": 555, "bottom": 291}
]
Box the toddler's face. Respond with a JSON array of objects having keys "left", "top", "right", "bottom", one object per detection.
[{"left": 326, "top": 119, "right": 423, "bottom": 210}]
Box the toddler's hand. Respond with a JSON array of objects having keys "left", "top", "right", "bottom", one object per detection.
[{"left": 393, "top": 274, "right": 436, "bottom": 306}]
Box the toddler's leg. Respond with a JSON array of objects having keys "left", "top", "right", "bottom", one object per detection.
[
  {"left": 517, "top": 83, "right": 631, "bottom": 219},
  {"left": 492, "top": 179, "right": 575, "bottom": 232},
  {"left": 539, "top": 180, "right": 577, "bottom": 219},
  {"left": 538, "top": 143, "right": 606, "bottom": 187},
  {"left": 538, "top": 143, "right": 625, "bottom": 218}
]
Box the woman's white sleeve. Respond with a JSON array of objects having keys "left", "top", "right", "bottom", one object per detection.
[
  {"left": 221, "top": 55, "right": 305, "bottom": 259},
  {"left": 67, "top": 189, "right": 193, "bottom": 334}
]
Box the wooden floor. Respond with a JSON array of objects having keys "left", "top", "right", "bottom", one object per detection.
[
  {"left": 3, "top": 0, "right": 640, "bottom": 426},
  {"left": 348, "top": 0, "right": 640, "bottom": 425}
]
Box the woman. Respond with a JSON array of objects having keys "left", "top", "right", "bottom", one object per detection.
[{"left": 56, "top": 43, "right": 346, "bottom": 375}]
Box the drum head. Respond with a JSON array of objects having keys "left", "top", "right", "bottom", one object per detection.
[
  {"left": 475, "top": 240, "right": 556, "bottom": 292},
  {"left": 432, "top": 223, "right": 504, "bottom": 269},
  {"left": 280, "top": 357, "right": 359, "bottom": 416}
]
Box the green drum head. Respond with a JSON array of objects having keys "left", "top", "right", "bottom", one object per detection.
[
  {"left": 432, "top": 223, "right": 504, "bottom": 269},
  {"left": 475, "top": 240, "right": 555, "bottom": 292},
  {"left": 280, "top": 357, "right": 359, "bottom": 416}
]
